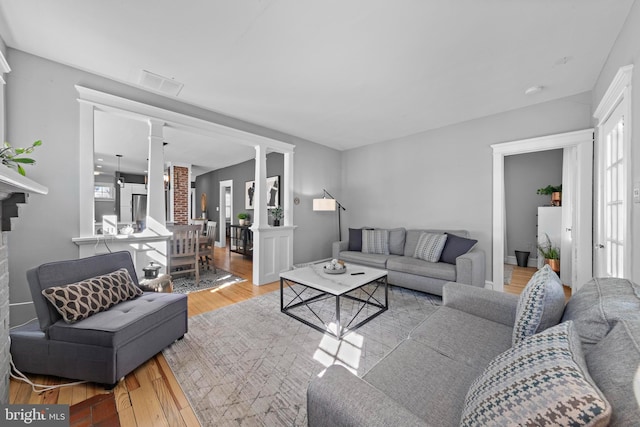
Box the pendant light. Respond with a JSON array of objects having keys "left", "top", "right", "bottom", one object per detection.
[{"left": 116, "top": 154, "right": 125, "bottom": 188}]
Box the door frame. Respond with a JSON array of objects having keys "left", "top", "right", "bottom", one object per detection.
[
  {"left": 491, "top": 129, "right": 593, "bottom": 292},
  {"left": 218, "top": 179, "right": 233, "bottom": 247}
]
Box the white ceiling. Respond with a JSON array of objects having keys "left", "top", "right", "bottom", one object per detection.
[{"left": 0, "top": 0, "right": 635, "bottom": 156}]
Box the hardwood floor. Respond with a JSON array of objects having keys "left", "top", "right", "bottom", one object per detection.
[
  {"left": 503, "top": 265, "right": 572, "bottom": 300},
  {"left": 10, "top": 246, "right": 278, "bottom": 427},
  {"left": 10, "top": 255, "right": 563, "bottom": 426}
]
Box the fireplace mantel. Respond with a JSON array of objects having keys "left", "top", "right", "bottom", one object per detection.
[{"left": 0, "top": 166, "right": 48, "bottom": 199}]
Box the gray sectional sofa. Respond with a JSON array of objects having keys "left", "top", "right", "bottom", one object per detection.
[
  {"left": 307, "top": 268, "right": 640, "bottom": 426},
  {"left": 333, "top": 228, "right": 485, "bottom": 295},
  {"left": 9, "top": 251, "right": 188, "bottom": 387}
]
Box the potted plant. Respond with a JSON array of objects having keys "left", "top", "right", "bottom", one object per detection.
[
  {"left": 237, "top": 212, "right": 249, "bottom": 226},
  {"left": 537, "top": 234, "right": 560, "bottom": 273},
  {"left": 270, "top": 206, "right": 283, "bottom": 226},
  {"left": 0, "top": 140, "right": 42, "bottom": 176},
  {"left": 536, "top": 184, "right": 562, "bottom": 206}
]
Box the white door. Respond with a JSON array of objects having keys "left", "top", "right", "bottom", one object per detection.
[
  {"left": 560, "top": 147, "right": 575, "bottom": 286},
  {"left": 595, "top": 100, "right": 628, "bottom": 278}
]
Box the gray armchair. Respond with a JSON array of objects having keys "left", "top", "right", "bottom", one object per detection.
[{"left": 10, "top": 251, "right": 187, "bottom": 387}]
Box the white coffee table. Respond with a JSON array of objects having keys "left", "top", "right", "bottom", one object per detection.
[{"left": 279, "top": 264, "right": 388, "bottom": 339}]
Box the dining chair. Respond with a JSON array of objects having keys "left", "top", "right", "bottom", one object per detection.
[
  {"left": 200, "top": 221, "right": 217, "bottom": 272},
  {"left": 169, "top": 225, "right": 200, "bottom": 285}
]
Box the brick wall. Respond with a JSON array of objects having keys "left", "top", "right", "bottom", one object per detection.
[
  {"left": 0, "top": 224, "right": 9, "bottom": 404},
  {"left": 173, "top": 166, "right": 189, "bottom": 225}
]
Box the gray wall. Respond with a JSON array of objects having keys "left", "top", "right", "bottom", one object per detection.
[
  {"left": 342, "top": 91, "right": 593, "bottom": 281},
  {"left": 195, "top": 153, "right": 285, "bottom": 239},
  {"left": 504, "top": 149, "right": 563, "bottom": 262},
  {"left": 592, "top": 0, "right": 640, "bottom": 283},
  {"left": 5, "top": 49, "right": 341, "bottom": 326}
]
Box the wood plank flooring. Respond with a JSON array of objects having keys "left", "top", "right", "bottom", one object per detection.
[{"left": 9, "top": 255, "right": 561, "bottom": 426}]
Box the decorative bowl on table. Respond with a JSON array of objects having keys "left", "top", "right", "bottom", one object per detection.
[{"left": 323, "top": 259, "right": 346, "bottom": 274}]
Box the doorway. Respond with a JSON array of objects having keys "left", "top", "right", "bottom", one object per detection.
[
  {"left": 218, "top": 180, "right": 233, "bottom": 247},
  {"left": 492, "top": 129, "right": 593, "bottom": 292}
]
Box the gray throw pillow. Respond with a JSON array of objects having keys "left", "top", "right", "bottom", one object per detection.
[
  {"left": 388, "top": 228, "right": 407, "bottom": 255},
  {"left": 512, "top": 265, "right": 565, "bottom": 346},
  {"left": 413, "top": 232, "right": 447, "bottom": 262},
  {"left": 439, "top": 233, "right": 477, "bottom": 264},
  {"left": 461, "top": 321, "right": 611, "bottom": 427},
  {"left": 362, "top": 229, "right": 390, "bottom": 255}
]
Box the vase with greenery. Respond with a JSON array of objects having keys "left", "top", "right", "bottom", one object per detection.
[
  {"left": 0, "top": 140, "right": 42, "bottom": 176},
  {"left": 237, "top": 212, "right": 249, "bottom": 226},
  {"left": 537, "top": 234, "right": 560, "bottom": 273},
  {"left": 536, "top": 184, "right": 562, "bottom": 206},
  {"left": 270, "top": 206, "right": 283, "bottom": 226}
]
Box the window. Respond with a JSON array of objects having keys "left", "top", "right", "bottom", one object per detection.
[{"left": 94, "top": 184, "right": 115, "bottom": 200}]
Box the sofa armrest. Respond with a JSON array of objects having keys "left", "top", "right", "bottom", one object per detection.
[
  {"left": 308, "top": 365, "right": 430, "bottom": 427},
  {"left": 443, "top": 282, "right": 519, "bottom": 327},
  {"left": 455, "top": 248, "right": 485, "bottom": 287},
  {"left": 332, "top": 241, "right": 349, "bottom": 259}
]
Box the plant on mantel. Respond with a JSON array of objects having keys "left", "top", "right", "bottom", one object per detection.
[
  {"left": 0, "top": 140, "right": 42, "bottom": 176},
  {"left": 270, "top": 206, "right": 283, "bottom": 226}
]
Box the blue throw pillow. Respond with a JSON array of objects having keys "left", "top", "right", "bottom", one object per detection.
[{"left": 439, "top": 233, "right": 477, "bottom": 264}]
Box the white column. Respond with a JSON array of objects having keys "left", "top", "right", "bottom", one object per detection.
[
  {"left": 253, "top": 145, "right": 268, "bottom": 227},
  {"left": 284, "top": 151, "right": 294, "bottom": 226},
  {"left": 146, "top": 119, "right": 166, "bottom": 229},
  {"left": 78, "top": 101, "right": 96, "bottom": 236}
]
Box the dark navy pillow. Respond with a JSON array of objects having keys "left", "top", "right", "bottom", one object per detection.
[
  {"left": 348, "top": 228, "right": 364, "bottom": 251},
  {"left": 439, "top": 233, "right": 477, "bottom": 264}
]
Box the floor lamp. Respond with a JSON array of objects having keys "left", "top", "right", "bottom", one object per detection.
[{"left": 313, "top": 189, "right": 347, "bottom": 241}]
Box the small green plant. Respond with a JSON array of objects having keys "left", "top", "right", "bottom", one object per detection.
[
  {"left": 536, "top": 184, "right": 562, "bottom": 195},
  {"left": 237, "top": 212, "right": 249, "bottom": 220},
  {"left": 0, "top": 140, "right": 42, "bottom": 176},
  {"left": 270, "top": 206, "right": 283, "bottom": 220},
  {"left": 537, "top": 234, "right": 560, "bottom": 260}
]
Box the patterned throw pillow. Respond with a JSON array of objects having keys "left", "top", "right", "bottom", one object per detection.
[
  {"left": 361, "top": 229, "right": 390, "bottom": 255},
  {"left": 42, "top": 268, "right": 142, "bottom": 324},
  {"left": 461, "top": 321, "right": 611, "bottom": 427},
  {"left": 413, "top": 232, "right": 447, "bottom": 262},
  {"left": 512, "top": 264, "right": 565, "bottom": 345}
]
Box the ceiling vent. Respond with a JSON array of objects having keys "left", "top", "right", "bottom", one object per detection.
[{"left": 139, "top": 70, "right": 184, "bottom": 96}]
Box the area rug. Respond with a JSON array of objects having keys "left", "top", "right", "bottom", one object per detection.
[
  {"left": 171, "top": 268, "right": 246, "bottom": 294},
  {"left": 162, "top": 285, "right": 441, "bottom": 426}
]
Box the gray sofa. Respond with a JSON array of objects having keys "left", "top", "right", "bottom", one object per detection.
[
  {"left": 307, "top": 270, "right": 640, "bottom": 426},
  {"left": 10, "top": 251, "right": 188, "bottom": 387},
  {"left": 333, "top": 228, "right": 485, "bottom": 295}
]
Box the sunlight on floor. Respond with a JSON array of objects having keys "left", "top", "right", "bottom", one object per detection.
[{"left": 313, "top": 322, "right": 364, "bottom": 376}]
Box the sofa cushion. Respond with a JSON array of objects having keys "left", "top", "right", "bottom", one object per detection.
[
  {"left": 585, "top": 319, "right": 640, "bottom": 426},
  {"left": 461, "top": 321, "right": 611, "bottom": 427},
  {"left": 404, "top": 229, "right": 469, "bottom": 257},
  {"left": 410, "top": 306, "right": 513, "bottom": 369},
  {"left": 386, "top": 256, "right": 456, "bottom": 282},
  {"left": 41, "top": 268, "right": 143, "bottom": 324},
  {"left": 47, "top": 292, "right": 186, "bottom": 348},
  {"left": 439, "top": 233, "right": 477, "bottom": 264},
  {"left": 362, "top": 229, "right": 390, "bottom": 255},
  {"left": 413, "top": 233, "right": 447, "bottom": 262},
  {"left": 388, "top": 228, "right": 406, "bottom": 255},
  {"left": 562, "top": 277, "right": 640, "bottom": 352},
  {"left": 512, "top": 264, "right": 565, "bottom": 345},
  {"left": 364, "top": 338, "right": 482, "bottom": 426},
  {"left": 339, "top": 251, "right": 395, "bottom": 269}
]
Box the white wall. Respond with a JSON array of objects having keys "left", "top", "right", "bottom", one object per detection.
[
  {"left": 592, "top": 0, "right": 640, "bottom": 283},
  {"left": 5, "top": 49, "right": 341, "bottom": 325},
  {"left": 342, "top": 92, "right": 593, "bottom": 280}
]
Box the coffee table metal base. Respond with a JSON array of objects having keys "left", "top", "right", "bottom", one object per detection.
[{"left": 280, "top": 276, "right": 388, "bottom": 339}]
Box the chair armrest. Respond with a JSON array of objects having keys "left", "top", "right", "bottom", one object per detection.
[
  {"left": 455, "top": 248, "right": 485, "bottom": 287},
  {"left": 307, "top": 365, "right": 430, "bottom": 427},
  {"left": 332, "top": 241, "right": 349, "bottom": 259},
  {"left": 443, "top": 282, "right": 519, "bottom": 327}
]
